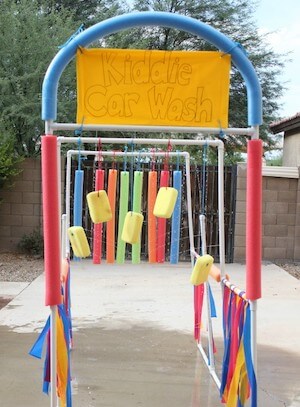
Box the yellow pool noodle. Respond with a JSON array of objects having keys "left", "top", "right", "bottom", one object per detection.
[
  {"left": 190, "top": 254, "right": 214, "bottom": 286},
  {"left": 121, "top": 211, "right": 144, "bottom": 244},
  {"left": 153, "top": 187, "right": 178, "bottom": 219},
  {"left": 86, "top": 190, "right": 112, "bottom": 223},
  {"left": 67, "top": 226, "right": 91, "bottom": 258}
]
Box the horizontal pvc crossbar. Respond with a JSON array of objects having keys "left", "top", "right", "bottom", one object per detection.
[
  {"left": 51, "top": 123, "right": 255, "bottom": 136},
  {"left": 58, "top": 136, "right": 224, "bottom": 148},
  {"left": 42, "top": 11, "right": 262, "bottom": 126}
]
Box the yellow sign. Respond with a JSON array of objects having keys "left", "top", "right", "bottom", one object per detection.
[{"left": 76, "top": 48, "right": 230, "bottom": 127}]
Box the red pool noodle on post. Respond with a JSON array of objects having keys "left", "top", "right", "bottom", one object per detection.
[
  {"left": 157, "top": 170, "right": 169, "bottom": 263},
  {"left": 246, "top": 139, "right": 262, "bottom": 300},
  {"left": 41, "top": 135, "right": 62, "bottom": 306},
  {"left": 106, "top": 169, "right": 118, "bottom": 263},
  {"left": 148, "top": 171, "right": 157, "bottom": 263},
  {"left": 93, "top": 169, "right": 105, "bottom": 264}
]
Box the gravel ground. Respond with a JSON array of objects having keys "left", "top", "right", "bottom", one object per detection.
[
  {"left": 0, "top": 252, "right": 299, "bottom": 282},
  {"left": 0, "top": 252, "right": 44, "bottom": 282}
]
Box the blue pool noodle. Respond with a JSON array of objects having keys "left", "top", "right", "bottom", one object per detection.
[
  {"left": 73, "top": 169, "right": 84, "bottom": 226},
  {"left": 170, "top": 171, "right": 182, "bottom": 264}
]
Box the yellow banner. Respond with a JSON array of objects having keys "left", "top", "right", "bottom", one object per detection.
[{"left": 76, "top": 48, "right": 230, "bottom": 127}]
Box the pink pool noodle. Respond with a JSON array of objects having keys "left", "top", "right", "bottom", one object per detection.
[
  {"left": 157, "top": 170, "right": 169, "bottom": 263},
  {"left": 93, "top": 169, "right": 105, "bottom": 264},
  {"left": 41, "top": 135, "right": 62, "bottom": 306},
  {"left": 246, "top": 139, "right": 262, "bottom": 300}
]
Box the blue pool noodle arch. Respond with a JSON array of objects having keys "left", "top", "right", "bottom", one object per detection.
[{"left": 42, "top": 11, "right": 262, "bottom": 126}]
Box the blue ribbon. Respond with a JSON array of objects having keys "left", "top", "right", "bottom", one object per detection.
[
  {"left": 208, "top": 282, "right": 217, "bottom": 318},
  {"left": 29, "top": 317, "right": 50, "bottom": 359},
  {"left": 243, "top": 305, "right": 257, "bottom": 407}
]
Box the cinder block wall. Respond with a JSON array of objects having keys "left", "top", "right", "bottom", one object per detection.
[
  {"left": 234, "top": 163, "right": 300, "bottom": 262},
  {"left": 0, "top": 158, "right": 42, "bottom": 251}
]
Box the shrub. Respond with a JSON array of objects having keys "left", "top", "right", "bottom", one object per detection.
[{"left": 18, "top": 229, "right": 44, "bottom": 257}]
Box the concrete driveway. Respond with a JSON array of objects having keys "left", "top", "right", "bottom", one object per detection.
[{"left": 0, "top": 261, "right": 299, "bottom": 406}]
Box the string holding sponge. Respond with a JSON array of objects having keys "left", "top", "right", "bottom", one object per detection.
[
  {"left": 190, "top": 254, "right": 214, "bottom": 286},
  {"left": 121, "top": 211, "right": 144, "bottom": 244},
  {"left": 86, "top": 190, "right": 112, "bottom": 223},
  {"left": 153, "top": 187, "right": 178, "bottom": 219},
  {"left": 67, "top": 226, "right": 91, "bottom": 258}
]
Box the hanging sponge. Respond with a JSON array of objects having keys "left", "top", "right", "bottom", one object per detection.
[
  {"left": 190, "top": 254, "right": 214, "bottom": 286},
  {"left": 121, "top": 211, "right": 144, "bottom": 244},
  {"left": 86, "top": 190, "right": 112, "bottom": 223},
  {"left": 153, "top": 187, "right": 178, "bottom": 219},
  {"left": 68, "top": 226, "right": 91, "bottom": 258}
]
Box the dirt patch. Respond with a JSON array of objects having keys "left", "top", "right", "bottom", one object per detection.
[{"left": 0, "top": 297, "right": 11, "bottom": 310}]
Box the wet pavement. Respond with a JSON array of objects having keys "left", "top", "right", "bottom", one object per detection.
[{"left": 0, "top": 261, "right": 299, "bottom": 406}]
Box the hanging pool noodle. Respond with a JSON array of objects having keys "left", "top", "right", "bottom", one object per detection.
[
  {"left": 132, "top": 171, "right": 143, "bottom": 264},
  {"left": 116, "top": 171, "right": 129, "bottom": 263},
  {"left": 106, "top": 169, "right": 118, "bottom": 263},
  {"left": 73, "top": 170, "right": 84, "bottom": 227},
  {"left": 170, "top": 170, "right": 182, "bottom": 264},
  {"left": 148, "top": 171, "right": 157, "bottom": 263},
  {"left": 157, "top": 170, "right": 169, "bottom": 263},
  {"left": 93, "top": 169, "right": 104, "bottom": 264}
]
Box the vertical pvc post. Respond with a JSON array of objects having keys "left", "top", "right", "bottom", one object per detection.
[
  {"left": 65, "top": 152, "right": 72, "bottom": 256},
  {"left": 50, "top": 306, "right": 57, "bottom": 407},
  {"left": 41, "top": 135, "right": 61, "bottom": 407},
  {"left": 148, "top": 171, "right": 157, "bottom": 263},
  {"left": 217, "top": 142, "right": 226, "bottom": 277},
  {"left": 184, "top": 154, "right": 195, "bottom": 267},
  {"left": 116, "top": 171, "right": 129, "bottom": 263},
  {"left": 246, "top": 134, "right": 262, "bottom": 407},
  {"left": 200, "top": 214, "right": 216, "bottom": 373},
  {"left": 61, "top": 214, "right": 67, "bottom": 260},
  {"left": 93, "top": 169, "right": 105, "bottom": 264},
  {"left": 157, "top": 170, "right": 169, "bottom": 263},
  {"left": 106, "top": 169, "right": 118, "bottom": 263},
  {"left": 132, "top": 171, "right": 143, "bottom": 264},
  {"left": 170, "top": 170, "right": 182, "bottom": 264}
]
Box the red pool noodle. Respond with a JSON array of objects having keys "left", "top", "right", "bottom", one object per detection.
[
  {"left": 106, "top": 169, "right": 118, "bottom": 263},
  {"left": 157, "top": 170, "right": 169, "bottom": 263},
  {"left": 246, "top": 139, "right": 262, "bottom": 300},
  {"left": 148, "top": 171, "right": 157, "bottom": 263},
  {"left": 41, "top": 135, "right": 62, "bottom": 306},
  {"left": 93, "top": 169, "right": 105, "bottom": 264}
]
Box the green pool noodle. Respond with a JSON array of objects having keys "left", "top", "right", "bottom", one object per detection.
[
  {"left": 116, "top": 171, "right": 129, "bottom": 264},
  {"left": 132, "top": 171, "right": 143, "bottom": 264}
]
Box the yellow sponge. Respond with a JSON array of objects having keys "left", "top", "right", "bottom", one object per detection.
[
  {"left": 86, "top": 190, "right": 112, "bottom": 223},
  {"left": 190, "top": 254, "right": 214, "bottom": 286},
  {"left": 68, "top": 226, "right": 91, "bottom": 258},
  {"left": 121, "top": 211, "right": 144, "bottom": 244},
  {"left": 153, "top": 187, "right": 178, "bottom": 219}
]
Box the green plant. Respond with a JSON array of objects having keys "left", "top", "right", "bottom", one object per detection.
[
  {"left": 18, "top": 229, "right": 44, "bottom": 257},
  {"left": 0, "top": 136, "right": 23, "bottom": 190}
]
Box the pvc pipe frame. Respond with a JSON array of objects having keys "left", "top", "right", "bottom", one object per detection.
[
  {"left": 60, "top": 138, "right": 224, "bottom": 393},
  {"left": 198, "top": 215, "right": 219, "bottom": 386},
  {"left": 53, "top": 135, "right": 258, "bottom": 405},
  {"left": 63, "top": 148, "right": 199, "bottom": 260},
  {"left": 42, "top": 13, "right": 262, "bottom": 405}
]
